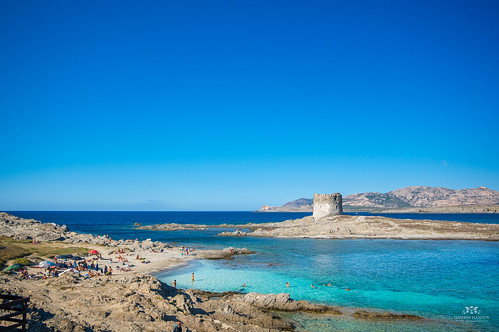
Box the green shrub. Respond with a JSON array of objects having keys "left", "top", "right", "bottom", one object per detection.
[{"left": 13, "top": 257, "right": 34, "bottom": 266}]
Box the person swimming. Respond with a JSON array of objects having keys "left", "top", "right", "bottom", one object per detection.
[{"left": 286, "top": 282, "right": 290, "bottom": 287}]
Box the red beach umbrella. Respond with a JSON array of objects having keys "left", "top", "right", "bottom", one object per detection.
[{"left": 88, "top": 250, "right": 99, "bottom": 255}]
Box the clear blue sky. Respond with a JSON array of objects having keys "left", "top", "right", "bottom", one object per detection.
[{"left": 1, "top": 0, "right": 498, "bottom": 210}]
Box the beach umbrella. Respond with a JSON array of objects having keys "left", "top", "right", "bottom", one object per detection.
[
  {"left": 37, "top": 261, "right": 56, "bottom": 268},
  {"left": 71, "top": 256, "right": 84, "bottom": 261},
  {"left": 56, "top": 254, "right": 71, "bottom": 259},
  {"left": 88, "top": 250, "right": 99, "bottom": 255},
  {"left": 5, "top": 264, "right": 24, "bottom": 271}
]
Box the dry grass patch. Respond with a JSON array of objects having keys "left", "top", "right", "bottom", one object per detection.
[{"left": 0, "top": 236, "right": 88, "bottom": 270}]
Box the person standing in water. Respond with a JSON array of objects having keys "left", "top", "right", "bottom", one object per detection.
[
  {"left": 286, "top": 282, "right": 290, "bottom": 287},
  {"left": 191, "top": 272, "right": 194, "bottom": 282}
]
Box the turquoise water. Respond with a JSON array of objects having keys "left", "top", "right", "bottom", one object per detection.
[
  {"left": 157, "top": 239, "right": 499, "bottom": 331},
  {"left": 8, "top": 211, "right": 499, "bottom": 331}
]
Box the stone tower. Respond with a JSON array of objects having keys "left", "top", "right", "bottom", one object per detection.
[{"left": 313, "top": 193, "right": 343, "bottom": 220}]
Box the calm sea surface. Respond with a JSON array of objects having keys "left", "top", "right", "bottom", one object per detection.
[{"left": 6, "top": 211, "right": 499, "bottom": 331}]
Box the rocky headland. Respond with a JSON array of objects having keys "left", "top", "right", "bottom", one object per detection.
[
  {"left": 142, "top": 214, "right": 499, "bottom": 241},
  {"left": 0, "top": 212, "right": 120, "bottom": 245}
]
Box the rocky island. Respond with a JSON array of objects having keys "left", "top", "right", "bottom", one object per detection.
[
  {"left": 141, "top": 193, "right": 499, "bottom": 241},
  {"left": 258, "top": 186, "right": 499, "bottom": 213}
]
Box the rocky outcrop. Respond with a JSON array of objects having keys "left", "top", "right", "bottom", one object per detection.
[
  {"left": 258, "top": 186, "right": 499, "bottom": 212},
  {"left": 0, "top": 213, "right": 173, "bottom": 250},
  {"left": 0, "top": 213, "right": 70, "bottom": 241},
  {"left": 218, "top": 228, "right": 248, "bottom": 237},
  {"left": 237, "top": 292, "right": 338, "bottom": 313},
  {"left": 137, "top": 223, "right": 217, "bottom": 231},
  {"left": 241, "top": 292, "right": 291, "bottom": 309},
  {"left": 0, "top": 212, "right": 110, "bottom": 244},
  {"left": 249, "top": 215, "right": 499, "bottom": 240},
  {"left": 196, "top": 247, "right": 255, "bottom": 260},
  {"left": 146, "top": 215, "right": 499, "bottom": 241},
  {"left": 352, "top": 310, "right": 423, "bottom": 320}
]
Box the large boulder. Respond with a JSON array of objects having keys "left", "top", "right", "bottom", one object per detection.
[{"left": 241, "top": 292, "right": 290, "bottom": 309}]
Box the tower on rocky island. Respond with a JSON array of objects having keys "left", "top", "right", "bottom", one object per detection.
[{"left": 313, "top": 193, "right": 343, "bottom": 220}]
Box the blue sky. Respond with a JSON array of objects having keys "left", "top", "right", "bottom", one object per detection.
[{"left": 1, "top": 0, "right": 498, "bottom": 210}]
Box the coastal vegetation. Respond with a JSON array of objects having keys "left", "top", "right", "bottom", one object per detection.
[{"left": 0, "top": 236, "right": 88, "bottom": 270}]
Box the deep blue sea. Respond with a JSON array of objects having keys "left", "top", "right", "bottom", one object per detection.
[{"left": 6, "top": 211, "right": 499, "bottom": 331}]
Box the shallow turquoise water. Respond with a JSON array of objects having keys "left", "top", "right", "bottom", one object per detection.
[{"left": 157, "top": 239, "right": 499, "bottom": 331}]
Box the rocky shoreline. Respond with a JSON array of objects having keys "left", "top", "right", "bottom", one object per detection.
[
  {"left": 0, "top": 212, "right": 435, "bottom": 331},
  {"left": 0, "top": 212, "right": 120, "bottom": 245},
  {"left": 140, "top": 214, "right": 499, "bottom": 241}
]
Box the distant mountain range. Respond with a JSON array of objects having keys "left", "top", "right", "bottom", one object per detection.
[{"left": 259, "top": 186, "right": 499, "bottom": 212}]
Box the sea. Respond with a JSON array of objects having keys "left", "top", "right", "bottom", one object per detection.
[{"left": 6, "top": 211, "right": 499, "bottom": 332}]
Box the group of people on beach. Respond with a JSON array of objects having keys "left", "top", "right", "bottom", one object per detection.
[
  {"left": 13, "top": 250, "right": 127, "bottom": 281},
  {"left": 20, "top": 269, "right": 40, "bottom": 280},
  {"left": 17, "top": 258, "right": 113, "bottom": 280},
  {"left": 180, "top": 246, "right": 194, "bottom": 255}
]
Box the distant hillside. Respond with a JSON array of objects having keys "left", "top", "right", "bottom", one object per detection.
[{"left": 258, "top": 186, "right": 499, "bottom": 212}]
